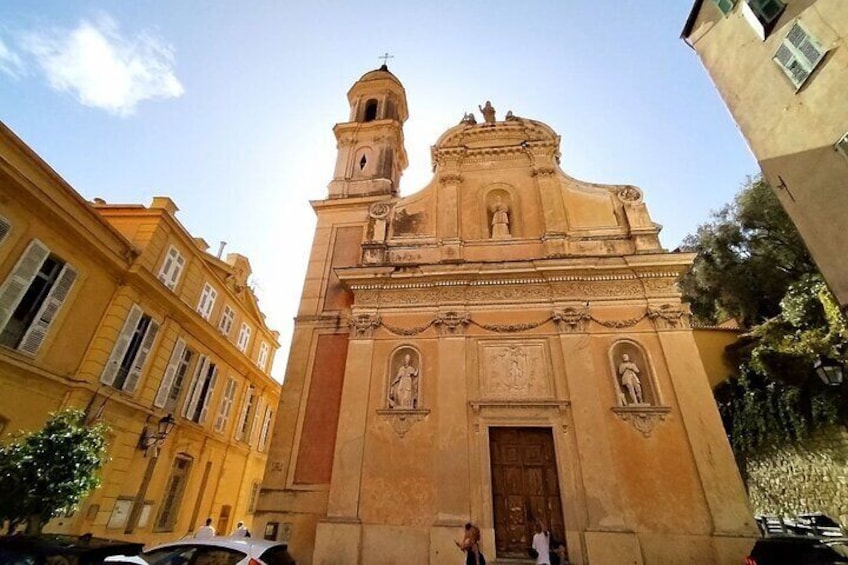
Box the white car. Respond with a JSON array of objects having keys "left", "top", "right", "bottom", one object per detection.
[{"left": 104, "top": 536, "right": 296, "bottom": 565}]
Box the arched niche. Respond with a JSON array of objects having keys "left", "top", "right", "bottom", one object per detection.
[
  {"left": 353, "top": 146, "right": 375, "bottom": 178},
  {"left": 386, "top": 345, "right": 422, "bottom": 410},
  {"left": 482, "top": 186, "right": 518, "bottom": 239},
  {"left": 608, "top": 339, "right": 661, "bottom": 407}
]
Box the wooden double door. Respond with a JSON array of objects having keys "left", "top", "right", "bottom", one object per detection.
[{"left": 489, "top": 427, "right": 565, "bottom": 558}]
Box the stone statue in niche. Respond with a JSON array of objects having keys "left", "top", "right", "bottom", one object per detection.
[
  {"left": 388, "top": 352, "right": 419, "bottom": 409},
  {"left": 490, "top": 195, "right": 511, "bottom": 239},
  {"left": 478, "top": 101, "right": 496, "bottom": 124},
  {"left": 618, "top": 354, "right": 645, "bottom": 406}
]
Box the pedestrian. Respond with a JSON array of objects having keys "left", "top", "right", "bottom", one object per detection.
[
  {"left": 231, "top": 520, "right": 251, "bottom": 538},
  {"left": 455, "top": 522, "right": 486, "bottom": 565},
  {"left": 531, "top": 521, "right": 551, "bottom": 565},
  {"left": 195, "top": 517, "right": 216, "bottom": 538}
]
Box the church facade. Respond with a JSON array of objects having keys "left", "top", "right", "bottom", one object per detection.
[{"left": 256, "top": 66, "right": 757, "bottom": 564}]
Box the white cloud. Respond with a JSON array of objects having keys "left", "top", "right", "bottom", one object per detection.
[
  {"left": 0, "top": 37, "right": 24, "bottom": 78},
  {"left": 22, "top": 16, "right": 184, "bottom": 116}
]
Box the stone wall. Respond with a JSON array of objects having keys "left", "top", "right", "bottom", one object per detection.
[{"left": 746, "top": 426, "right": 848, "bottom": 527}]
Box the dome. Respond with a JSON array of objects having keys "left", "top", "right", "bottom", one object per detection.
[{"left": 355, "top": 65, "right": 402, "bottom": 86}]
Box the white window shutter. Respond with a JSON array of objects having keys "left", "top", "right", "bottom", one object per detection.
[
  {"left": 155, "top": 337, "right": 186, "bottom": 408},
  {"left": 249, "top": 397, "right": 264, "bottom": 446},
  {"left": 123, "top": 318, "right": 159, "bottom": 393},
  {"left": 198, "top": 364, "right": 219, "bottom": 424},
  {"left": 101, "top": 304, "right": 144, "bottom": 386},
  {"left": 235, "top": 386, "right": 252, "bottom": 440},
  {"left": 0, "top": 239, "right": 49, "bottom": 332},
  {"left": 0, "top": 216, "right": 11, "bottom": 246},
  {"left": 18, "top": 264, "right": 78, "bottom": 356},
  {"left": 183, "top": 355, "right": 209, "bottom": 418},
  {"left": 259, "top": 407, "right": 273, "bottom": 451},
  {"left": 215, "top": 378, "right": 237, "bottom": 432}
]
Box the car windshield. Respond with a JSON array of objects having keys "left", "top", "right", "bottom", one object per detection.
[{"left": 141, "top": 545, "right": 246, "bottom": 565}]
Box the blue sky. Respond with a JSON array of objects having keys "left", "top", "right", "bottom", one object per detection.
[{"left": 0, "top": 1, "right": 756, "bottom": 381}]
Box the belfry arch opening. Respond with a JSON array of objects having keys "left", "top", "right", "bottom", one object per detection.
[{"left": 364, "top": 99, "right": 378, "bottom": 122}]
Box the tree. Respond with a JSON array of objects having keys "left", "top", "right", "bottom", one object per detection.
[
  {"left": 0, "top": 409, "right": 109, "bottom": 534},
  {"left": 679, "top": 176, "right": 816, "bottom": 327},
  {"left": 680, "top": 177, "right": 848, "bottom": 462}
]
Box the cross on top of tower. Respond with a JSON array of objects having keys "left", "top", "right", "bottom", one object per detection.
[{"left": 378, "top": 52, "right": 394, "bottom": 68}]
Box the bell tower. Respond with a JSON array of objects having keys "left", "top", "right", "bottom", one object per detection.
[{"left": 327, "top": 65, "right": 409, "bottom": 198}]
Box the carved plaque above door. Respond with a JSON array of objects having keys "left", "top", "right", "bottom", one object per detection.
[{"left": 479, "top": 340, "right": 553, "bottom": 399}]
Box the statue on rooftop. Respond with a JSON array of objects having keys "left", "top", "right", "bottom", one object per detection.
[{"left": 478, "top": 101, "right": 496, "bottom": 124}]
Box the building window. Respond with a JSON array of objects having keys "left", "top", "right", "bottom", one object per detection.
[
  {"left": 836, "top": 131, "right": 848, "bottom": 161},
  {"left": 363, "top": 99, "right": 378, "bottom": 122},
  {"left": 154, "top": 455, "right": 192, "bottom": 532},
  {"left": 196, "top": 283, "right": 217, "bottom": 320},
  {"left": 742, "top": 0, "right": 785, "bottom": 38},
  {"left": 214, "top": 377, "right": 238, "bottom": 432},
  {"left": 237, "top": 323, "right": 251, "bottom": 353},
  {"left": 218, "top": 305, "right": 235, "bottom": 336},
  {"left": 235, "top": 385, "right": 255, "bottom": 441},
  {"left": 0, "top": 215, "right": 10, "bottom": 247},
  {"left": 712, "top": 0, "right": 736, "bottom": 16},
  {"left": 257, "top": 341, "right": 270, "bottom": 371},
  {"left": 157, "top": 246, "right": 185, "bottom": 290},
  {"left": 774, "top": 22, "right": 826, "bottom": 89},
  {"left": 101, "top": 304, "right": 160, "bottom": 392},
  {"left": 258, "top": 406, "right": 273, "bottom": 451},
  {"left": 0, "top": 240, "right": 77, "bottom": 356},
  {"left": 247, "top": 481, "right": 260, "bottom": 514},
  {"left": 182, "top": 355, "right": 218, "bottom": 424},
  {"left": 154, "top": 338, "right": 195, "bottom": 412}
]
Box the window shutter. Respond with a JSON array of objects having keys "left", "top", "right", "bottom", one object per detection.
[
  {"left": 0, "top": 239, "right": 49, "bottom": 332},
  {"left": 786, "top": 23, "right": 823, "bottom": 68},
  {"left": 101, "top": 304, "right": 144, "bottom": 386},
  {"left": 259, "top": 407, "right": 273, "bottom": 451},
  {"left": 183, "top": 355, "right": 208, "bottom": 418},
  {"left": 713, "top": 0, "right": 736, "bottom": 15},
  {"left": 249, "top": 397, "right": 264, "bottom": 446},
  {"left": 123, "top": 318, "right": 159, "bottom": 393},
  {"left": 18, "top": 264, "right": 78, "bottom": 356},
  {"left": 155, "top": 338, "right": 186, "bottom": 408},
  {"left": 198, "top": 364, "right": 218, "bottom": 424},
  {"left": 0, "top": 216, "right": 10, "bottom": 246},
  {"left": 215, "top": 378, "right": 237, "bottom": 432},
  {"left": 235, "top": 386, "right": 253, "bottom": 440}
]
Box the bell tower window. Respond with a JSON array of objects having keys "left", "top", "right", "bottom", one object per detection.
[{"left": 364, "top": 99, "right": 378, "bottom": 122}]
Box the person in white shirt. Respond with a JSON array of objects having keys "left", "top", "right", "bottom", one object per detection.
[
  {"left": 531, "top": 522, "right": 551, "bottom": 565},
  {"left": 231, "top": 521, "right": 251, "bottom": 538},
  {"left": 195, "top": 518, "right": 216, "bottom": 538}
]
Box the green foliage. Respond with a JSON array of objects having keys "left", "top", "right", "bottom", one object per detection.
[
  {"left": 682, "top": 177, "right": 848, "bottom": 462},
  {"left": 0, "top": 409, "right": 109, "bottom": 534},
  {"left": 679, "top": 176, "right": 816, "bottom": 327}
]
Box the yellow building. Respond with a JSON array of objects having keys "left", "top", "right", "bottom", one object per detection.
[
  {"left": 256, "top": 67, "right": 757, "bottom": 564},
  {"left": 0, "top": 120, "right": 281, "bottom": 545},
  {"left": 682, "top": 0, "right": 848, "bottom": 310}
]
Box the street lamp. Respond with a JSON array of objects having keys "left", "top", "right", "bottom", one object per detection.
[
  {"left": 814, "top": 358, "right": 845, "bottom": 386},
  {"left": 139, "top": 413, "right": 176, "bottom": 456},
  {"left": 126, "top": 414, "right": 176, "bottom": 534}
]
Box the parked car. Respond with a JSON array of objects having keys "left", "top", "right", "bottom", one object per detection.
[
  {"left": 745, "top": 536, "right": 848, "bottom": 564},
  {"left": 0, "top": 533, "right": 144, "bottom": 565},
  {"left": 104, "top": 537, "right": 296, "bottom": 565},
  {"left": 789, "top": 514, "right": 847, "bottom": 538}
]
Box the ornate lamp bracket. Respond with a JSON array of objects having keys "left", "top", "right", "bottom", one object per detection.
[{"left": 611, "top": 405, "right": 671, "bottom": 438}]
